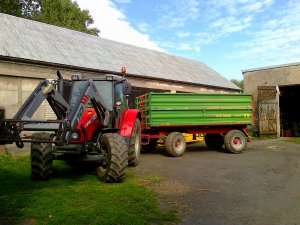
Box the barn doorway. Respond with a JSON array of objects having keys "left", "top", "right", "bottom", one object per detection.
[
  {"left": 279, "top": 85, "right": 300, "bottom": 137},
  {"left": 257, "top": 86, "right": 279, "bottom": 137}
]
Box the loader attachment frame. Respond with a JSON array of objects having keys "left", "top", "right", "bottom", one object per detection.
[
  {"left": 0, "top": 75, "right": 110, "bottom": 148},
  {"left": 0, "top": 119, "right": 67, "bottom": 146}
]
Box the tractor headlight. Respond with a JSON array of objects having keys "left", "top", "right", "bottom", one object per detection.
[{"left": 71, "top": 132, "right": 79, "bottom": 140}]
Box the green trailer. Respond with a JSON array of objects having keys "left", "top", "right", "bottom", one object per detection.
[{"left": 136, "top": 92, "right": 253, "bottom": 156}]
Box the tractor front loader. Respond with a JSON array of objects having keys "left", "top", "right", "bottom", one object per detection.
[{"left": 0, "top": 70, "right": 141, "bottom": 183}]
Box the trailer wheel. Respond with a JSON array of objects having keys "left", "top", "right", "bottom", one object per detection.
[
  {"left": 165, "top": 132, "right": 186, "bottom": 157},
  {"left": 204, "top": 134, "right": 224, "bottom": 150},
  {"left": 128, "top": 119, "right": 141, "bottom": 166},
  {"left": 96, "top": 133, "right": 128, "bottom": 183},
  {"left": 224, "top": 130, "right": 247, "bottom": 154},
  {"left": 31, "top": 133, "right": 53, "bottom": 180}
]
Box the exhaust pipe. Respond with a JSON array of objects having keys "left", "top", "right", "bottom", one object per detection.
[{"left": 57, "top": 70, "right": 64, "bottom": 97}]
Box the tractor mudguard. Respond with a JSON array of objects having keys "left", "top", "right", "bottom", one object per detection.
[{"left": 118, "top": 109, "right": 140, "bottom": 138}]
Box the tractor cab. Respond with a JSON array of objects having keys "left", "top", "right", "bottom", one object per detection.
[
  {"left": 68, "top": 74, "right": 131, "bottom": 129},
  {"left": 70, "top": 74, "right": 130, "bottom": 108}
]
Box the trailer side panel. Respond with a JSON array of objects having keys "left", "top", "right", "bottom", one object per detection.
[{"left": 136, "top": 93, "right": 253, "bottom": 129}]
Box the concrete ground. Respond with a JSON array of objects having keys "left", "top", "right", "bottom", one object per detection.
[
  {"left": 133, "top": 138, "right": 300, "bottom": 225},
  {"left": 5, "top": 138, "right": 300, "bottom": 224}
]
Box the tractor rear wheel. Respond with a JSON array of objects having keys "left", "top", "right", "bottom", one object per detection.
[
  {"left": 165, "top": 132, "right": 186, "bottom": 157},
  {"left": 96, "top": 133, "right": 128, "bottom": 183},
  {"left": 224, "top": 130, "right": 247, "bottom": 154},
  {"left": 128, "top": 119, "right": 141, "bottom": 166},
  {"left": 31, "top": 133, "right": 53, "bottom": 180},
  {"left": 205, "top": 134, "right": 224, "bottom": 150}
]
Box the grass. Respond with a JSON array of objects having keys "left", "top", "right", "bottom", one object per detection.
[
  {"left": 284, "top": 137, "right": 300, "bottom": 144},
  {"left": 247, "top": 129, "right": 278, "bottom": 140},
  {"left": 251, "top": 135, "right": 278, "bottom": 140},
  {"left": 0, "top": 155, "right": 177, "bottom": 225}
]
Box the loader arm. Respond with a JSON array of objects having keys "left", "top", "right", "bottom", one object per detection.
[
  {"left": 0, "top": 79, "right": 72, "bottom": 147},
  {"left": 0, "top": 77, "right": 110, "bottom": 147},
  {"left": 14, "top": 80, "right": 70, "bottom": 120},
  {"left": 68, "top": 79, "right": 110, "bottom": 132}
]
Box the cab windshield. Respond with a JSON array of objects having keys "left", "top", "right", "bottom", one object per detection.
[{"left": 69, "top": 80, "right": 113, "bottom": 110}]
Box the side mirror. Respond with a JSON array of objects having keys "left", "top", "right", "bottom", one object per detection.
[{"left": 123, "top": 81, "right": 132, "bottom": 95}]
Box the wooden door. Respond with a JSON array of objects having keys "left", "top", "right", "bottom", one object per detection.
[{"left": 257, "top": 86, "right": 278, "bottom": 135}]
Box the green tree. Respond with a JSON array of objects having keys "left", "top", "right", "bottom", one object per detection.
[
  {"left": 32, "top": 0, "right": 99, "bottom": 35},
  {"left": 20, "top": 0, "right": 40, "bottom": 18},
  {"left": 0, "top": 0, "right": 22, "bottom": 16},
  {"left": 0, "top": 0, "right": 99, "bottom": 36},
  {"left": 231, "top": 79, "right": 244, "bottom": 90}
]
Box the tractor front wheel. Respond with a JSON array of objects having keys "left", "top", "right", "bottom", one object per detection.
[
  {"left": 31, "top": 133, "right": 53, "bottom": 180},
  {"left": 96, "top": 133, "right": 128, "bottom": 183},
  {"left": 128, "top": 119, "right": 141, "bottom": 166},
  {"left": 224, "top": 130, "right": 247, "bottom": 154},
  {"left": 165, "top": 132, "right": 186, "bottom": 157}
]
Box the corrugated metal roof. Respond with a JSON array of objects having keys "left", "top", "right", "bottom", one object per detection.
[{"left": 0, "top": 13, "right": 239, "bottom": 90}]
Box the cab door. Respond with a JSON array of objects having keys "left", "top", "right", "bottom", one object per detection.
[{"left": 114, "top": 83, "right": 127, "bottom": 128}]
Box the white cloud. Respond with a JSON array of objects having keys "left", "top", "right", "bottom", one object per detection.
[
  {"left": 158, "top": 0, "right": 200, "bottom": 29},
  {"left": 76, "top": 0, "right": 163, "bottom": 51},
  {"left": 240, "top": 2, "right": 263, "bottom": 12},
  {"left": 208, "top": 0, "right": 274, "bottom": 14},
  {"left": 229, "top": 0, "right": 300, "bottom": 67},
  {"left": 177, "top": 32, "right": 191, "bottom": 38},
  {"left": 159, "top": 0, "right": 273, "bottom": 56},
  {"left": 113, "top": 0, "right": 131, "bottom": 3},
  {"left": 206, "top": 0, "right": 273, "bottom": 35},
  {"left": 137, "top": 22, "right": 150, "bottom": 33},
  {"left": 178, "top": 43, "right": 193, "bottom": 51}
]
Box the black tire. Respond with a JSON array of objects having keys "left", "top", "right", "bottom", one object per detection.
[
  {"left": 96, "top": 133, "right": 128, "bottom": 183},
  {"left": 165, "top": 132, "right": 186, "bottom": 157},
  {"left": 128, "top": 119, "right": 141, "bottom": 166},
  {"left": 224, "top": 130, "right": 247, "bottom": 154},
  {"left": 31, "top": 133, "right": 53, "bottom": 180},
  {"left": 205, "top": 134, "right": 224, "bottom": 150}
]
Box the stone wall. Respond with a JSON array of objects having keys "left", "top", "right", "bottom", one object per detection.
[{"left": 0, "top": 75, "right": 46, "bottom": 119}]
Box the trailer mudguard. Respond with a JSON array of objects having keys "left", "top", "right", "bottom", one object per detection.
[{"left": 118, "top": 109, "right": 140, "bottom": 137}]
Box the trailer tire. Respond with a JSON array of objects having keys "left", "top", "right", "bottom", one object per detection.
[
  {"left": 31, "top": 133, "right": 53, "bottom": 180},
  {"left": 165, "top": 132, "right": 186, "bottom": 157},
  {"left": 96, "top": 133, "right": 128, "bottom": 183},
  {"left": 205, "top": 134, "right": 224, "bottom": 150},
  {"left": 128, "top": 119, "right": 141, "bottom": 166},
  {"left": 224, "top": 130, "right": 247, "bottom": 154}
]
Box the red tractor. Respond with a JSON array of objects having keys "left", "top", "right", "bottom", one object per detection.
[{"left": 0, "top": 70, "right": 141, "bottom": 183}]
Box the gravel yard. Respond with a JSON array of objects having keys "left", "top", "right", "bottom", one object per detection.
[
  {"left": 5, "top": 138, "right": 300, "bottom": 225},
  {"left": 134, "top": 138, "right": 300, "bottom": 225}
]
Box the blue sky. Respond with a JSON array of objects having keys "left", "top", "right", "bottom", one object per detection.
[{"left": 76, "top": 0, "right": 300, "bottom": 80}]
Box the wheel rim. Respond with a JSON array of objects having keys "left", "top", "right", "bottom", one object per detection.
[
  {"left": 173, "top": 137, "right": 185, "bottom": 154},
  {"left": 134, "top": 129, "right": 141, "bottom": 158},
  {"left": 232, "top": 136, "right": 244, "bottom": 151}
]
